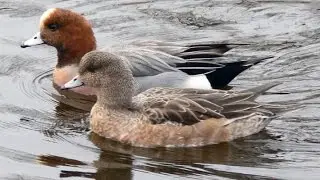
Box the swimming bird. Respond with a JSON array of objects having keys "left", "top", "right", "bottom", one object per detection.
[
  {"left": 21, "top": 8, "right": 269, "bottom": 95},
  {"left": 61, "top": 51, "right": 281, "bottom": 148}
]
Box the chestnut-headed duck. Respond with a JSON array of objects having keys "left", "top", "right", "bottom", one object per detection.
[
  {"left": 21, "top": 8, "right": 269, "bottom": 95},
  {"left": 61, "top": 51, "right": 281, "bottom": 148}
]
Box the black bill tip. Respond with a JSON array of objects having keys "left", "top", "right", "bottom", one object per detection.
[
  {"left": 60, "top": 86, "right": 69, "bottom": 91},
  {"left": 20, "top": 43, "right": 30, "bottom": 48}
]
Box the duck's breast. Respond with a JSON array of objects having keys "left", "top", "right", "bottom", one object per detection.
[{"left": 53, "top": 64, "right": 95, "bottom": 95}]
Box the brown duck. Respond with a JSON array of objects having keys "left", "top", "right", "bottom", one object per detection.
[{"left": 62, "top": 51, "right": 283, "bottom": 148}]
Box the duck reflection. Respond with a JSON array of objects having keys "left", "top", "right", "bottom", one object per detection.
[{"left": 89, "top": 130, "right": 282, "bottom": 168}]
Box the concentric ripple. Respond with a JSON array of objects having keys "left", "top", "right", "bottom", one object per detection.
[{"left": 19, "top": 68, "right": 54, "bottom": 103}]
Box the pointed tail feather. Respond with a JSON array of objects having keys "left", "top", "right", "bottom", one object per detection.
[
  {"left": 241, "top": 81, "right": 281, "bottom": 100},
  {"left": 262, "top": 103, "right": 303, "bottom": 115}
]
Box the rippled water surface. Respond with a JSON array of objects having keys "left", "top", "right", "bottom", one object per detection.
[{"left": 1, "top": 0, "right": 320, "bottom": 179}]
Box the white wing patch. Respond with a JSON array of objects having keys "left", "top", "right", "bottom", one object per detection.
[{"left": 183, "top": 75, "right": 211, "bottom": 89}]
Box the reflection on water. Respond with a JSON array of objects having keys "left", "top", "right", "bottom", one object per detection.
[
  {"left": 34, "top": 131, "right": 282, "bottom": 179},
  {"left": 0, "top": 0, "right": 320, "bottom": 179}
]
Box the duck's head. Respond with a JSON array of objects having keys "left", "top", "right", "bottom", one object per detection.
[
  {"left": 21, "top": 8, "right": 96, "bottom": 67},
  {"left": 61, "top": 51, "right": 134, "bottom": 106}
]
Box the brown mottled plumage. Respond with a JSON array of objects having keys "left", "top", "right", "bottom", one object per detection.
[{"left": 63, "top": 51, "right": 281, "bottom": 148}]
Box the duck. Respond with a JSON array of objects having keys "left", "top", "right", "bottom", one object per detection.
[
  {"left": 21, "top": 8, "right": 269, "bottom": 96},
  {"left": 61, "top": 50, "right": 281, "bottom": 148}
]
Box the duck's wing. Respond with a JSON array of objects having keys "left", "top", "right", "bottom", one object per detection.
[
  {"left": 118, "top": 48, "right": 185, "bottom": 76},
  {"left": 135, "top": 88, "right": 225, "bottom": 125},
  {"left": 134, "top": 83, "right": 276, "bottom": 126},
  {"left": 106, "top": 40, "right": 269, "bottom": 88},
  {"left": 104, "top": 41, "right": 234, "bottom": 77},
  {"left": 104, "top": 44, "right": 186, "bottom": 77}
]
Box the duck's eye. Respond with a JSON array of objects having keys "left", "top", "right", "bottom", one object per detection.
[
  {"left": 47, "top": 23, "right": 59, "bottom": 31},
  {"left": 87, "top": 65, "right": 96, "bottom": 73}
]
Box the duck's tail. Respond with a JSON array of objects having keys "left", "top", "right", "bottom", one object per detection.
[
  {"left": 220, "top": 82, "right": 300, "bottom": 141},
  {"left": 175, "top": 42, "right": 272, "bottom": 89},
  {"left": 204, "top": 56, "right": 272, "bottom": 89},
  {"left": 242, "top": 81, "right": 302, "bottom": 114},
  {"left": 241, "top": 81, "right": 281, "bottom": 100}
]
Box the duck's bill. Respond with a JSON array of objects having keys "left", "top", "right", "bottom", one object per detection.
[
  {"left": 61, "top": 75, "right": 85, "bottom": 90},
  {"left": 20, "top": 32, "right": 44, "bottom": 48}
]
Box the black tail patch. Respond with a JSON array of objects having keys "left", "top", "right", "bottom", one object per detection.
[{"left": 175, "top": 43, "right": 271, "bottom": 89}]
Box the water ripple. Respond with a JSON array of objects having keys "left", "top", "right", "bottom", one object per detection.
[{"left": 1, "top": 0, "right": 320, "bottom": 179}]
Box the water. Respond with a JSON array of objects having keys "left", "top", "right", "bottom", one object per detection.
[{"left": 0, "top": 0, "right": 320, "bottom": 179}]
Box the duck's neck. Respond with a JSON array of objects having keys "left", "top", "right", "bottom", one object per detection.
[
  {"left": 95, "top": 87, "right": 134, "bottom": 109},
  {"left": 56, "top": 32, "right": 96, "bottom": 68},
  {"left": 53, "top": 36, "right": 96, "bottom": 87}
]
